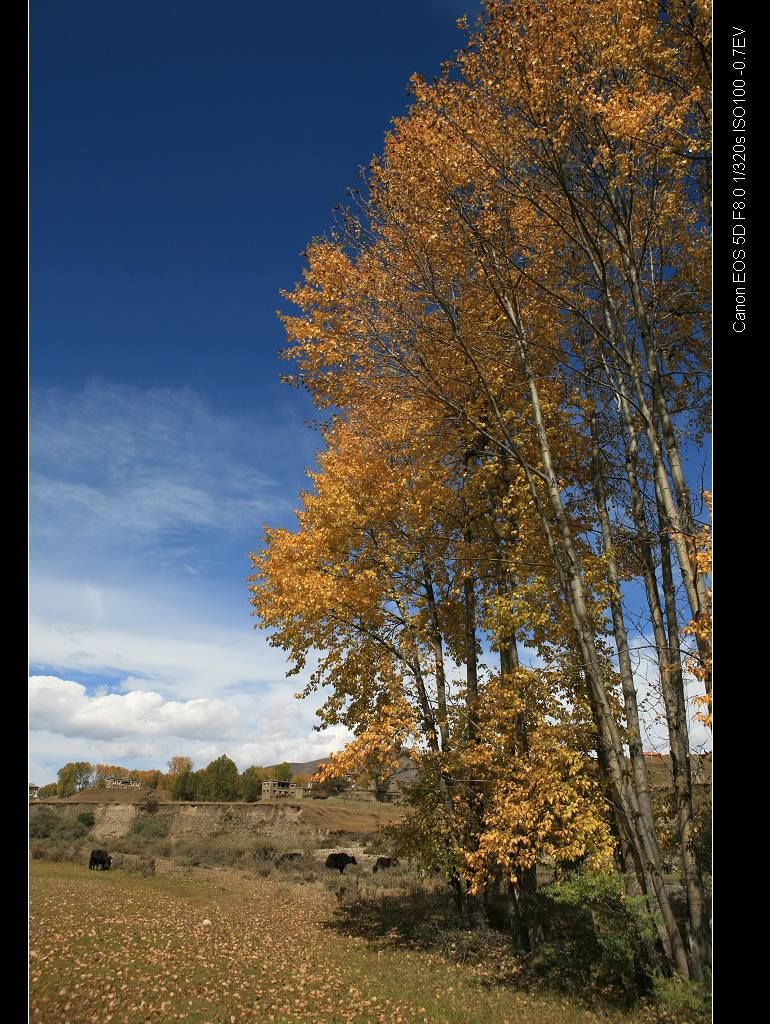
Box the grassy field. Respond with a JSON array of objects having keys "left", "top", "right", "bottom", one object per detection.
[{"left": 29, "top": 862, "right": 656, "bottom": 1024}]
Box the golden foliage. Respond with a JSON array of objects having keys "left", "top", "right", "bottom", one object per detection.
[
  {"left": 250, "top": 0, "right": 710, "bottom": 909},
  {"left": 683, "top": 492, "right": 712, "bottom": 724}
]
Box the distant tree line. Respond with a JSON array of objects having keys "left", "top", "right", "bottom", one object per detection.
[{"left": 39, "top": 756, "right": 352, "bottom": 802}]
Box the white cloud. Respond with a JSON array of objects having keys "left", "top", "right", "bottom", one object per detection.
[
  {"left": 29, "top": 381, "right": 314, "bottom": 576},
  {"left": 27, "top": 603, "right": 355, "bottom": 783},
  {"left": 28, "top": 673, "right": 354, "bottom": 785},
  {"left": 29, "top": 608, "right": 298, "bottom": 698},
  {"left": 29, "top": 675, "right": 240, "bottom": 741},
  {"left": 625, "top": 637, "right": 712, "bottom": 754},
  {"left": 28, "top": 381, "right": 344, "bottom": 785}
]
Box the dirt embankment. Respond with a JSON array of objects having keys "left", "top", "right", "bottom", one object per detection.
[{"left": 31, "top": 796, "right": 405, "bottom": 844}]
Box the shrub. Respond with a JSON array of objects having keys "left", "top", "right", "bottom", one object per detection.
[
  {"left": 29, "top": 839, "right": 86, "bottom": 865},
  {"left": 139, "top": 794, "right": 159, "bottom": 814},
  {"left": 77, "top": 811, "right": 96, "bottom": 829},
  {"left": 532, "top": 871, "right": 659, "bottom": 1005},
  {"left": 108, "top": 815, "right": 172, "bottom": 858},
  {"left": 274, "top": 853, "right": 317, "bottom": 881},
  {"left": 171, "top": 835, "right": 265, "bottom": 868},
  {"left": 651, "top": 975, "right": 711, "bottom": 1023},
  {"left": 113, "top": 853, "right": 156, "bottom": 877},
  {"left": 29, "top": 807, "right": 87, "bottom": 841},
  {"left": 29, "top": 808, "right": 59, "bottom": 839},
  {"left": 130, "top": 816, "right": 169, "bottom": 839},
  {"left": 360, "top": 833, "right": 387, "bottom": 855}
]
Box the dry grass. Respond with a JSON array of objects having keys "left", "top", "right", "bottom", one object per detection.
[
  {"left": 282, "top": 797, "right": 406, "bottom": 833},
  {"left": 37, "top": 788, "right": 173, "bottom": 805},
  {"left": 30, "top": 861, "right": 654, "bottom": 1024}
]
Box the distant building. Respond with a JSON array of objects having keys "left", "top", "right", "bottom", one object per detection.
[
  {"left": 105, "top": 777, "right": 142, "bottom": 789},
  {"left": 261, "top": 779, "right": 304, "bottom": 800},
  {"left": 29, "top": 784, "right": 40, "bottom": 799}
]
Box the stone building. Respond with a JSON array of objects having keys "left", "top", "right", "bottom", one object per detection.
[{"left": 261, "top": 779, "right": 304, "bottom": 800}]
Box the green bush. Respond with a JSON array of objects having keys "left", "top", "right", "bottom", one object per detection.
[
  {"left": 651, "top": 975, "right": 711, "bottom": 1023},
  {"left": 29, "top": 808, "right": 87, "bottom": 841},
  {"left": 130, "top": 816, "right": 169, "bottom": 839},
  {"left": 533, "top": 871, "right": 658, "bottom": 1004},
  {"left": 139, "top": 794, "right": 159, "bottom": 814},
  {"left": 77, "top": 811, "right": 96, "bottom": 829},
  {"left": 113, "top": 834, "right": 172, "bottom": 857},
  {"left": 29, "top": 808, "right": 59, "bottom": 838}
]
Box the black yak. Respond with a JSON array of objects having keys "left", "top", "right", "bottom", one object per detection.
[
  {"left": 372, "top": 856, "right": 399, "bottom": 872},
  {"left": 325, "top": 852, "right": 357, "bottom": 873},
  {"left": 89, "top": 849, "right": 112, "bottom": 871},
  {"left": 277, "top": 852, "right": 302, "bottom": 864}
]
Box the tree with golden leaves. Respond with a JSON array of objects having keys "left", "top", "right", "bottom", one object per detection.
[{"left": 252, "top": 0, "right": 711, "bottom": 980}]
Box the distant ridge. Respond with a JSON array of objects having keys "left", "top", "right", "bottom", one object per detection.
[
  {"left": 265, "top": 754, "right": 419, "bottom": 786},
  {"left": 266, "top": 757, "right": 328, "bottom": 777}
]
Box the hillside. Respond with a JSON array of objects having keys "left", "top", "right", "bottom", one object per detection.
[
  {"left": 266, "top": 753, "right": 419, "bottom": 786},
  {"left": 642, "top": 752, "right": 711, "bottom": 790},
  {"left": 31, "top": 793, "right": 405, "bottom": 842},
  {"left": 269, "top": 757, "right": 327, "bottom": 777},
  {"left": 50, "top": 786, "right": 172, "bottom": 804}
]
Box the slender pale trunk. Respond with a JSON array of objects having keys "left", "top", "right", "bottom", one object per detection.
[
  {"left": 496, "top": 296, "right": 691, "bottom": 977},
  {"left": 401, "top": 239, "right": 692, "bottom": 975},
  {"left": 609, "top": 251, "right": 711, "bottom": 694},
  {"left": 390, "top": 594, "right": 440, "bottom": 754},
  {"left": 655, "top": 487, "right": 711, "bottom": 977},
  {"left": 590, "top": 410, "right": 657, "bottom": 839},
  {"left": 604, "top": 353, "right": 711, "bottom": 974},
  {"left": 595, "top": 739, "right": 644, "bottom": 897}
]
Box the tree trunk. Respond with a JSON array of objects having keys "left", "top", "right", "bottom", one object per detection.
[
  {"left": 655, "top": 488, "right": 711, "bottom": 977},
  {"left": 590, "top": 410, "right": 657, "bottom": 841},
  {"left": 497, "top": 300, "right": 691, "bottom": 977}
]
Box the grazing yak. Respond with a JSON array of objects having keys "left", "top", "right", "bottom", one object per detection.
[
  {"left": 277, "top": 852, "right": 302, "bottom": 865},
  {"left": 89, "top": 849, "right": 112, "bottom": 871},
  {"left": 372, "top": 857, "right": 399, "bottom": 873},
  {"left": 325, "top": 852, "right": 357, "bottom": 874}
]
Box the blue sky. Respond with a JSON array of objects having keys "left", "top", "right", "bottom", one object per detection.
[{"left": 29, "top": 0, "right": 485, "bottom": 785}]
